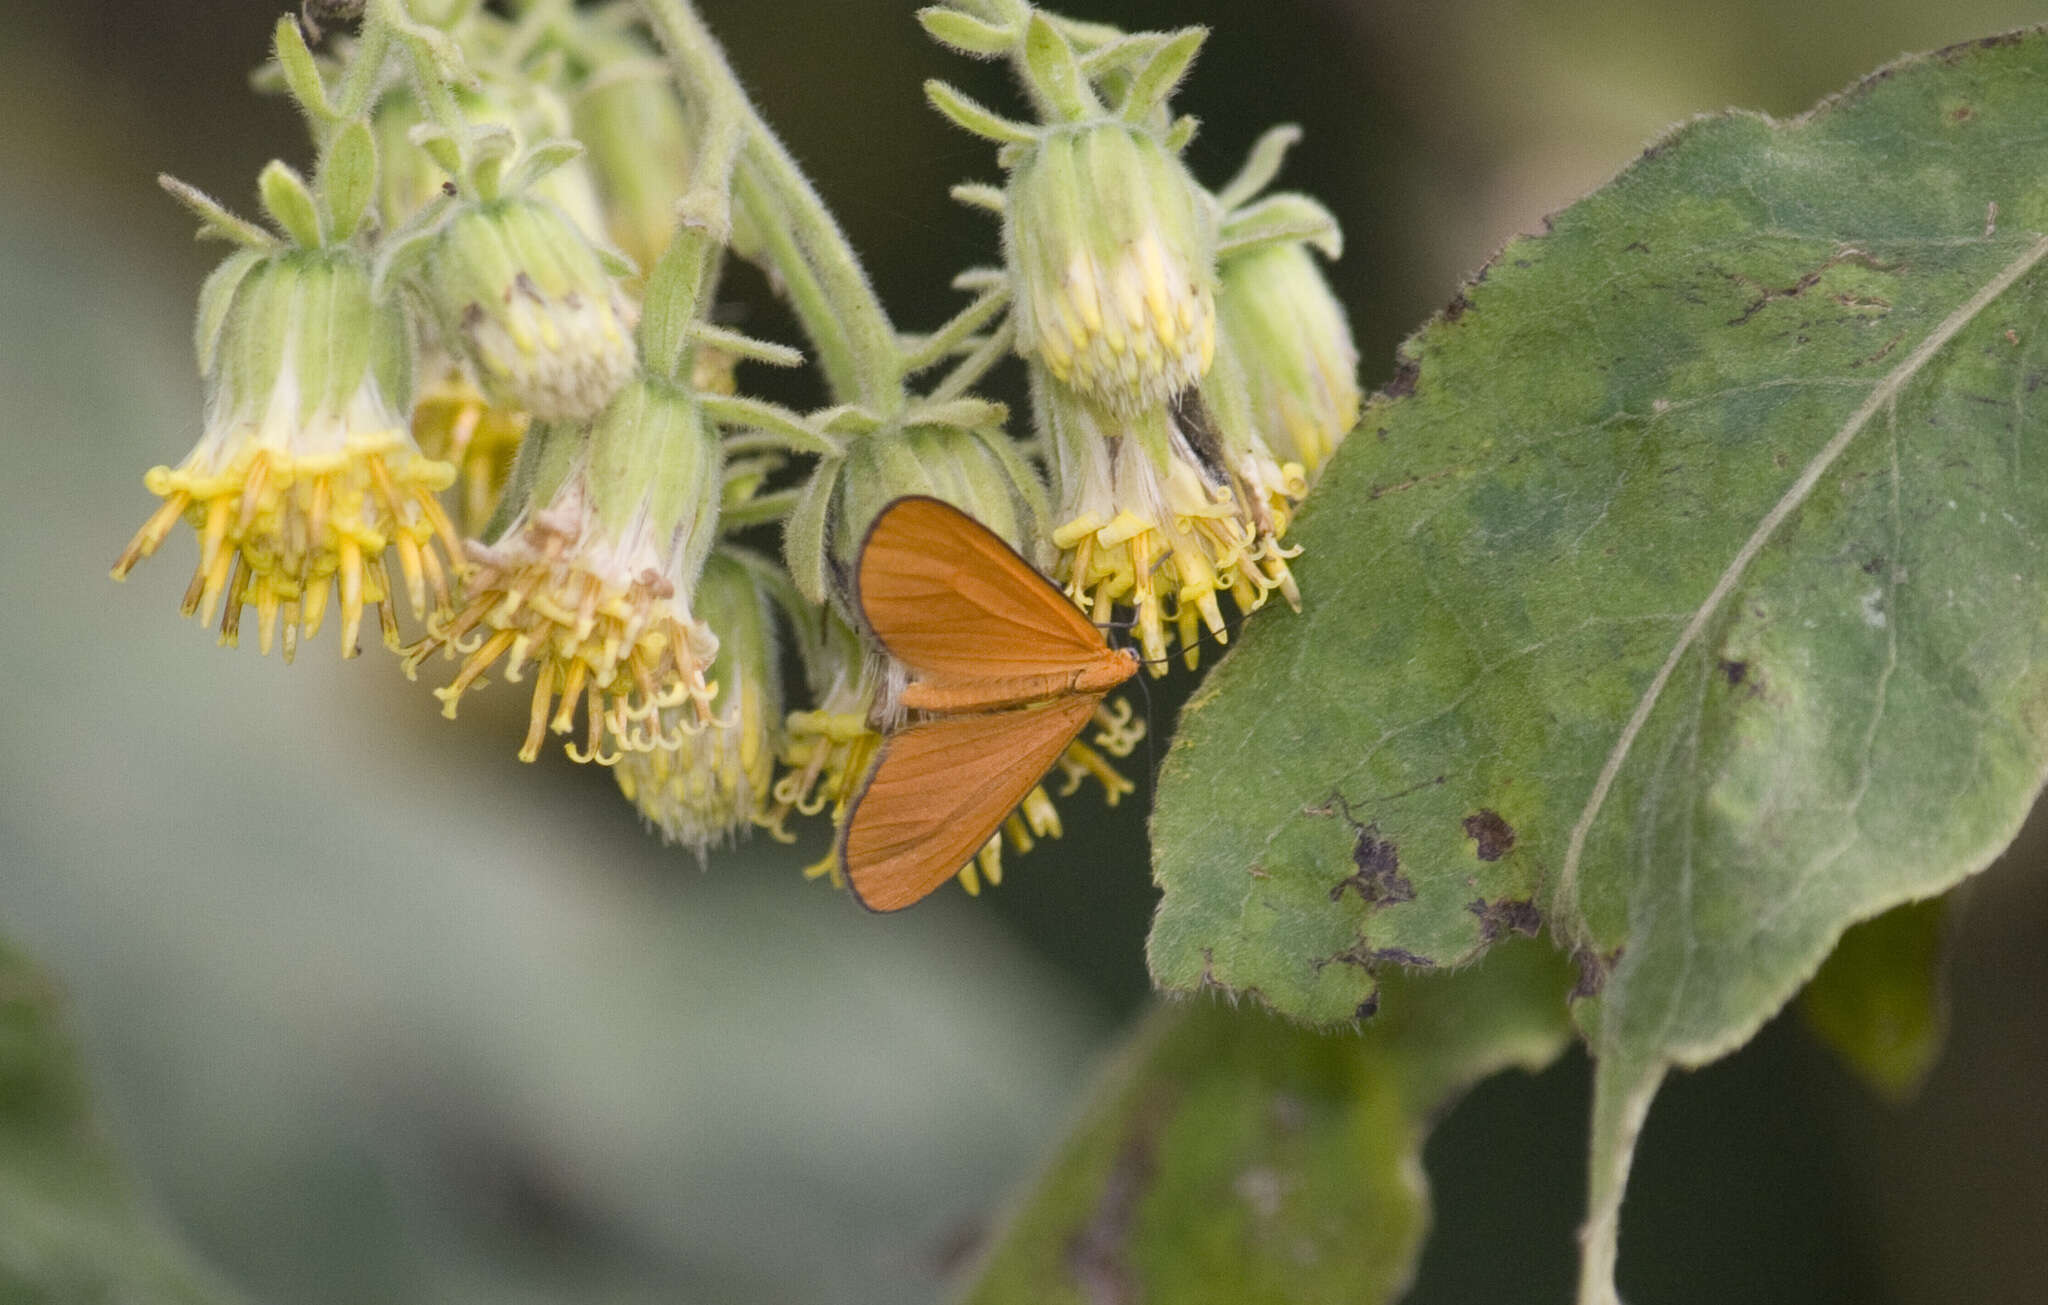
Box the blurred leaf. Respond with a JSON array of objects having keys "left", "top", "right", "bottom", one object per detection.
[
  {"left": 1800, "top": 895, "right": 1951, "bottom": 1101},
  {"left": 960, "top": 943, "right": 1574, "bottom": 1305},
  {"left": 1148, "top": 28, "right": 2048, "bottom": 1303},
  {"left": 0, "top": 938, "right": 240, "bottom": 1302}
]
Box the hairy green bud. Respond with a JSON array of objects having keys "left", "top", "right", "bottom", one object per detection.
[{"left": 420, "top": 195, "right": 636, "bottom": 421}]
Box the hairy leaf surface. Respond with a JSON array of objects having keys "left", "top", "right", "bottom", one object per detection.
[
  {"left": 961, "top": 945, "right": 1573, "bottom": 1305},
  {"left": 1151, "top": 30, "right": 2048, "bottom": 1301}
]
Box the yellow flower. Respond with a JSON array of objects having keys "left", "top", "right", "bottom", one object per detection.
[
  {"left": 1043, "top": 380, "right": 1300, "bottom": 673},
  {"left": 1006, "top": 123, "right": 1218, "bottom": 415},
  {"left": 411, "top": 366, "right": 530, "bottom": 537},
  {"left": 113, "top": 248, "right": 461, "bottom": 660},
  {"left": 614, "top": 552, "right": 781, "bottom": 853},
  {"left": 405, "top": 378, "right": 722, "bottom": 763}
]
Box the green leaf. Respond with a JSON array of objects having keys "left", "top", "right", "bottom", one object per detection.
[
  {"left": 962, "top": 942, "right": 1574, "bottom": 1305},
  {"left": 1149, "top": 29, "right": 2048, "bottom": 1302},
  {"left": 0, "top": 937, "right": 242, "bottom": 1301},
  {"left": 1799, "top": 894, "right": 1951, "bottom": 1101}
]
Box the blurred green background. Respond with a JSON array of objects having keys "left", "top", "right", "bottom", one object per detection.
[{"left": 4, "top": 1, "right": 2048, "bottom": 1301}]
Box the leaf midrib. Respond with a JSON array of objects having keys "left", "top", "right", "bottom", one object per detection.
[{"left": 1554, "top": 231, "right": 2048, "bottom": 939}]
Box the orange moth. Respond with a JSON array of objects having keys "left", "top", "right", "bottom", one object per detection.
[{"left": 839, "top": 496, "right": 1141, "bottom": 911}]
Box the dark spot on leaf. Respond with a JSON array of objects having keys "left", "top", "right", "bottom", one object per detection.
[
  {"left": 1950, "top": 105, "right": 1976, "bottom": 124},
  {"left": 1624, "top": 240, "right": 1650, "bottom": 254},
  {"left": 1468, "top": 897, "right": 1542, "bottom": 943},
  {"left": 1443, "top": 293, "right": 1471, "bottom": 323},
  {"left": 1354, "top": 992, "right": 1380, "bottom": 1021},
  {"left": 1850, "top": 333, "right": 1904, "bottom": 368},
  {"left": 1939, "top": 32, "right": 2023, "bottom": 61},
  {"left": 1462, "top": 809, "right": 1517, "bottom": 861},
  {"left": 1514, "top": 258, "right": 1532, "bottom": 269},
  {"left": 1720, "top": 658, "right": 1748, "bottom": 686},
  {"left": 1370, "top": 947, "right": 1435, "bottom": 968},
  {"left": 1861, "top": 555, "right": 1887, "bottom": 576},
  {"left": 1309, "top": 798, "right": 1415, "bottom": 908},
  {"left": 1382, "top": 360, "right": 1420, "bottom": 400},
  {"left": 1571, "top": 945, "right": 1622, "bottom": 1000}
]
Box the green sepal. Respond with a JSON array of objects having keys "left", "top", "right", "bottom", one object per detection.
[
  {"left": 783, "top": 457, "right": 841, "bottom": 605},
  {"left": 368, "top": 200, "right": 449, "bottom": 299},
  {"left": 925, "top": 79, "right": 1038, "bottom": 145},
  {"left": 504, "top": 138, "right": 588, "bottom": 199},
  {"left": 917, "top": 6, "right": 1017, "bottom": 58},
  {"left": 1192, "top": 324, "right": 1260, "bottom": 461},
  {"left": 702, "top": 394, "right": 843, "bottom": 457},
  {"left": 192, "top": 248, "right": 269, "bottom": 376},
  {"left": 816, "top": 406, "right": 886, "bottom": 438},
  {"left": 271, "top": 15, "right": 335, "bottom": 125},
  {"left": 1216, "top": 191, "right": 1341, "bottom": 259},
  {"left": 909, "top": 397, "right": 1009, "bottom": 431},
  {"left": 318, "top": 120, "right": 378, "bottom": 242},
  {"left": 1119, "top": 27, "right": 1206, "bottom": 123},
  {"left": 1163, "top": 114, "right": 1198, "bottom": 153},
  {"left": 586, "top": 379, "right": 722, "bottom": 591},
  {"left": 949, "top": 182, "right": 1007, "bottom": 214},
  {"left": 466, "top": 125, "right": 519, "bottom": 203},
  {"left": 970, "top": 424, "right": 1052, "bottom": 545},
  {"left": 901, "top": 287, "right": 1009, "bottom": 373},
  {"left": 719, "top": 486, "right": 805, "bottom": 530},
  {"left": 691, "top": 323, "right": 804, "bottom": 369},
  {"left": 1020, "top": 13, "right": 1101, "bottom": 122},
  {"left": 406, "top": 123, "right": 465, "bottom": 183},
  {"left": 159, "top": 174, "right": 278, "bottom": 250},
  {"left": 951, "top": 265, "right": 1007, "bottom": 291},
  {"left": 1215, "top": 124, "right": 1303, "bottom": 210},
  {"left": 258, "top": 159, "right": 324, "bottom": 247},
  {"left": 1078, "top": 32, "right": 1164, "bottom": 81}
]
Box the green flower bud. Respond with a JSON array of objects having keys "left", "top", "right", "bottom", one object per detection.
[
  {"left": 374, "top": 81, "right": 608, "bottom": 240},
  {"left": 572, "top": 50, "right": 700, "bottom": 274},
  {"left": 821, "top": 420, "right": 1045, "bottom": 606},
  {"left": 115, "top": 246, "right": 460, "bottom": 660},
  {"left": 421, "top": 195, "right": 636, "bottom": 421},
  {"left": 1216, "top": 241, "right": 1359, "bottom": 477},
  {"left": 614, "top": 550, "right": 782, "bottom": 855},
  {"left": 1005, "top": 123, "right": 1218, "bottom": 413},
  {"left": 407, "top": 376, "right": 725, "bottom": 764}
]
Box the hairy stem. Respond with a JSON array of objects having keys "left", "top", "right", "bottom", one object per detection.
[{"left": 636, "top": 0, "right": 905, "bottom": 414}]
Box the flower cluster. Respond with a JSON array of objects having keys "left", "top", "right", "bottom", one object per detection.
[
  {"left": 116, "top": 0, "right": 1356, "bottom": 899},
  {"left": 924, "top": 4, "right": 1359, "bottom": 672}
]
